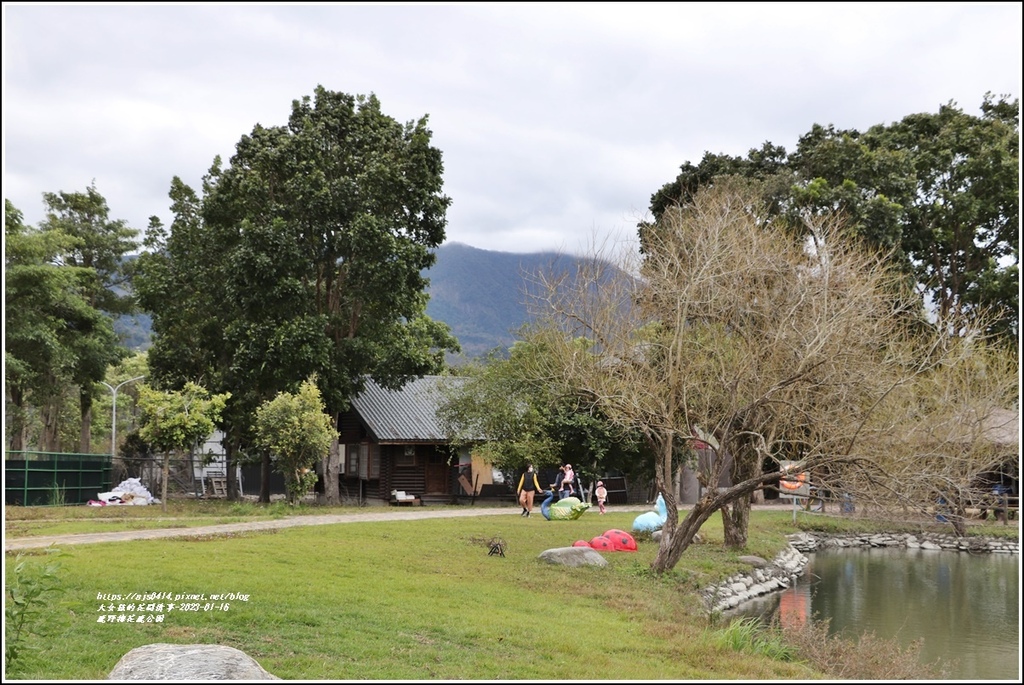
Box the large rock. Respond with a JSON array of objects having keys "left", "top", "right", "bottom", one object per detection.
[
  {"left": 538, "top": 546, "right": 608, "bottom": 567},
  {"left": 108, "top": 643, "right": 280, "bottom": 680}
]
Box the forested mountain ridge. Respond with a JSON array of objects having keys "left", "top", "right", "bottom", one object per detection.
[
  {"left": 118, "top": 242, "right": 607, "bottom": 359},
  {"left": 423, "top": 242, "right": 597, "bottom": 359}
]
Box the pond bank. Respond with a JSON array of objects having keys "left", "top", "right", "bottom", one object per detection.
[{"left": 703, "top": 530, "right": 1019, "bottom": 613}]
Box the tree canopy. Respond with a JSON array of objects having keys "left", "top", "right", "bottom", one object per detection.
[
  {"left": 646, "top": 94, "right": 1019, "bottom": 342},
  {"left": 438, "top": 343, "right": 650, "bottom": 488},
  {"left": 134, "top": 86, "right": 458, "bottom": 500},
  {"left": 4, "top": 191, "right": 132, "bottom": 452},
  {"left": 136, "top": 381, "right": 230, "bottom": 510}
]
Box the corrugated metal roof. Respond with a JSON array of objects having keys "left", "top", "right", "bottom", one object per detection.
[
  {"left": 981, "top": 407, "right": 1019, "bottom": 448},
  {"left": 350, "top": 375, "right": 465, "bottom": 443}
]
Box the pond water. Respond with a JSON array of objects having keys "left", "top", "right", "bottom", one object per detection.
[{"left": 724, "top": 547, "right": 1020, "bottom": 681}]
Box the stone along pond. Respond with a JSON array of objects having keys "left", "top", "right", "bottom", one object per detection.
[{"left": 720, "top": 532, "right": 1020, "bottom": 681}]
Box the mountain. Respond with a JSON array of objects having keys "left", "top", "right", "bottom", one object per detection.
[
  {"left": 116, "top": 242, "right": 614, "bottom": 360},
  {"left": 424, "top": 242, "right": 594, "bottom": 359}
]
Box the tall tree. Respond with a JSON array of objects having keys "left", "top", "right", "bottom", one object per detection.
[
  {"left": 136, "top": 86, "right": 458, "bottom": 502},
  {"left": 873, "top": 95, "right": 1019, "bottom": 339},
  {"left": 38, "top": 183, "right": 138, "bottom": 451},
  {"left": 536, "top": 182, "right": 1012, "bottom": 574},
  {"left": 4, "top": 200, "right": 120, "bottom": 452}
]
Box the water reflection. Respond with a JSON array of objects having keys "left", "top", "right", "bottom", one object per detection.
[{"left": 725, "top": 547, "right": 1020, "bottom": 681}]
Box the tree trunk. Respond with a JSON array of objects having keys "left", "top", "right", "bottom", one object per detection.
[
  {"left": 653, "top": 499, "right": 717, "bottom": 573},
  {"left": 8, "top": 388, "right": 25, "bottom": 451},
  {"left": 260, "top": 451, "right": 271, "bottom": 504},
  {"left": 650, "top": 433, "right": 683, "bottom": 572},
  {"left": 225, "top": 441, "right": 240, "bottom": 501},
  {"left": 722, "top": 439, "right": 758, "bottom": 548},
  {"left": 652, "top": 471, "right": 783, "bottom": 574},
  {"left": 322, "top": 435, "right": 341, "bottom": 505},
  {"left": 673, "top": 463, "right": 682, "bottom": 503},
  {"left": 41, "top": 401, "right": 60, "bottom": 452},
  {"left": 161, "top": 451, "right": 170, "bottom": 512},
  {"left": 721, "top": 496, "right": 750, "bottom": 548},
  {"left": 79, "top": 388, "right": 93, "bottom": 453}
]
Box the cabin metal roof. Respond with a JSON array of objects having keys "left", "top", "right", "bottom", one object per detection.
[{"left": 350, "top": 375, "right": 465, "bottom": 444}]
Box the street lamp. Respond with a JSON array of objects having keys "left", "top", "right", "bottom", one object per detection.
[{"left": 101, "top": 376, "right": 145, "bottom": 459}]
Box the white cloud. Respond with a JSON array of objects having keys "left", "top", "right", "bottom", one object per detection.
[{"left": 3, "top": 2, "right": 1020, "bottom": 255}]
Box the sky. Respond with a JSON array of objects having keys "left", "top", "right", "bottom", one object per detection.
[{"left": 3, "top": 2, "right": 1021, "bottom": 257}]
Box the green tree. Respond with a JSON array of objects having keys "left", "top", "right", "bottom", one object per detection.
[
  {"left": 135, "top": 382, "right": 229, "bottom": 511},
  {"left": 647, "top": 95, "right": 1019, "bottom": 342},
  {"left": 136, "top": 86, "right": 458, "bottom": 502},
  {"left": 4, "top": 200, "right": 119, "bottom": 452},
  {"left": 253, "top": 377, "right": 337, "bottom": 504},
  {"left": 37, "top": 184, "right": 138, "bottom": 451},
  {"left": 874, "top": 95, "right": 1019, "bottom": 339},
  {"left": 438, "top": 343, "right": 650, "bottom": 491}
]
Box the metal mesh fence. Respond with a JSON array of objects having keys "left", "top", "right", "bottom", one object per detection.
[{"left": 4, "top": 451, "right": 239, "bottom": 506}]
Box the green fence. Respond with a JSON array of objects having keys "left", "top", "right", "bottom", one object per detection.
[{"left": 4, "top": 451, "right": 114, "bottom": 506}]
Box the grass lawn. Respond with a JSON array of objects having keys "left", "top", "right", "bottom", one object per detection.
[
  {"left": 4, "top": 502, "right": 1016, "bottom": 680},
  {"left": 5, "top": 507, "right": 820, "bottom": 680},
  {"left": 3, "top": 499, "right": 395, "bottom": 538}
]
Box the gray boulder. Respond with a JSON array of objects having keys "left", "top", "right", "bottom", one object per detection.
[
  {"left": 108, "top": 643, "right": 280, "bottom": 680},
  {"left": 538, "top": 546, "right": 609, "bottom": 567}
]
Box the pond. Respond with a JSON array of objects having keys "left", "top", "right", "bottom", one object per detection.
[{"left": 724, "top": 546, "right": 1020, "bottom": 680}]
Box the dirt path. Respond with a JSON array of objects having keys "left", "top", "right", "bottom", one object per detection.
[{"left": 5, "top": 503, "right": 665, "bottom": 552}]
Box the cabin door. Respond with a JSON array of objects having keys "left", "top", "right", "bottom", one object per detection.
[{"left": 425, "top": 453, "right": 449, "bottom": 494}]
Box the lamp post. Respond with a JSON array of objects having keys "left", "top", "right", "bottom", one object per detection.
[{"left": 101, "top": 376, "right": 145, "bottom": 459}]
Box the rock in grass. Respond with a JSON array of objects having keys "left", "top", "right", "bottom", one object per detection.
[
  {"left": 538, "top": 546, "right": 608, "bottom": 567},
  {"left": 107, "top": 643, "right": 280, "bottom": 680}
]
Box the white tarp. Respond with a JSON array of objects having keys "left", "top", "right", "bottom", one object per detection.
[{"left": 94, "top": 477, "right": 160, "bottom": 505}]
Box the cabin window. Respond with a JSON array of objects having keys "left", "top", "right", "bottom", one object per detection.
[
  {"left": 369, "top": 446, "right": 380, "bottom": 479},
  {"left": 346, "top": 444, "right": 361, "bottom": 477},
  {"left": 395, "top": 447, "right": 417, "bottom": 467}
]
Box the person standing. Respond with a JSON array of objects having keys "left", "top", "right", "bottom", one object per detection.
[
  {"left": 552, "top": 466, "right": 565, "bottom": 501},
  {"left": 595, "top": 480, "right": 608, "bottom": 514},
  {"left": 516, "top": 464, "right": 543, "bottom": 517},
  {"left": 560, "top": 463, "right": 575, "bottom": 500}
]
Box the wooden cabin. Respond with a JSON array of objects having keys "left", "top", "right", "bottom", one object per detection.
[{"left": 337, "top": 375, "right": 483, "bottom": 505}]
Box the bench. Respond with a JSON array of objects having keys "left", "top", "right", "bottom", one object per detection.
[{"left": 389, "top": 490, "right": 422, "bottom": 507}]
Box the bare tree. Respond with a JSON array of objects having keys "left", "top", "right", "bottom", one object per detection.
[{"left": 523, "top": 181, "right": 1014, "bottom": 574}]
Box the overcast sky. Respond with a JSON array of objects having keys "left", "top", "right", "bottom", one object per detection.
[{"left": 4, "top": 3, "right": 1021, "bottom": 257}]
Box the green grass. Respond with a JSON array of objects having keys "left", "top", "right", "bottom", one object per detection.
[
  {"left": 4, "top": 503, "right": 1015, "bottom": 680},
  {"left": 3, "top": 500, "right": 498, "bottom": 538},
  {"left": 5, "top": 509, "right": 822, "bottom": 681}
]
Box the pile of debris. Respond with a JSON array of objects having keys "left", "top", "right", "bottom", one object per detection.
[{"left": 88, "top": 478, "right": 160, "bottom": 506}]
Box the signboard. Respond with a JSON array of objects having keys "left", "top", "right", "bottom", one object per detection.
[{"left": 778, "top": 461, "right": 809, "bottom": 498}]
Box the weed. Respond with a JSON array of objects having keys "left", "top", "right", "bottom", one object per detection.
[
  {"left": 4, "top": 547, "right": 65, "bottom": 672},
  {"left": 266, "top": 500, "right": 292, "bottom": 517},
  {"left": 47, "top": 481, "right": 66, "bottom": 507},
  {"left": 709, "top": 617, "right": 797, "bottom": 661},
  {"left": 774, "top": 617, "right": 951, "bottom": 679}
]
